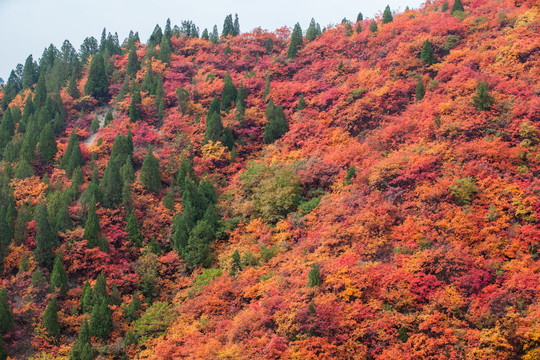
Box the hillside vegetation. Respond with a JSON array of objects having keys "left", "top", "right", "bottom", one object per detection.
[{"left": 0, "top": 0, "right": 539, "bottom": 359}]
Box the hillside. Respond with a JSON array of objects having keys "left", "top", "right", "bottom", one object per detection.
[{"left": 0, "top": 0, "right": 539, "bottom": 359}]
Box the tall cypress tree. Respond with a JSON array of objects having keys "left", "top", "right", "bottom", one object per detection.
[
  {"left": 415, "top": 77, "right": 425, "bottom": 101},
  {"left": 38, "top": 123, "right": 57, "bottom": 164},
  {"left": 80, "top": 281, "right": 93, "bottom": 313},
  {"left": 220, "top": 72, "right": 237, "bottom": 111},
  {"left": 472, "top": 81, "right": 495, "bottom": 111},
  {"left": 129, "top": 89, "right": 142, "bottom": 122},
  {"left": 126, "top": 211, "right": 143, "bottom": 247},
  {"left": 34, "top": 201, "right": 58, "bottom": 268},
  {"left": 89, "top": 299, "right": 112, "bottom": 339},
  {"left": 263, "top": 100, "right": 289, "bottom": 144},
  {"left": 71, "top": 317, "right": 94, "bottom": 360},
  {"left": 62, "top": 129, "right": 83, "bottom": 174},
  {"left": 0, "top": 109, "right": 15, "bottom": 153},
  {"left": 287, "top": 23, "right": 303, "bottom": 59},
  {"left": 158, "top": 35, "right": 172, "bottom": 63},
  {"left": 43, "top": 297, "right": 60, "bottom": 339},
  {"left": 451, "top": 0, "right": 465, "bottom": 14},
  {"left": 306, "top": 19, "right": 322, "bottom": 42},
  {"left": 83, "top": 197, "right": 102, "bottom": 249},
  {"left": 382, "top": 5, "right": 394, "bottom": 24},
  {"left": 139, "top": 146, "right": 162, "bottom": 193},
  {"left": 126, "top": 46, "right": 140, "bottom": 77},
  {"left": 22, "top": 55, "right": 39, "bottom": 89},
  {"left": 84, "top": 53, "right": 110, "bottom": 105},
  {"left": 92, "top": 272, "right": 108, "bottom": 305},
  {"left": 0, "top": 288, "right": 13, "bottom": 334},
  {"left": 67, "top": 70, "right": 81, "bottom": 99},
  {"left": 50, "top": 250, "right": 69, "bottom": 295},
  {"left": 420, "top": 39, "right": 436, "bottom": 65},
  {"left": 204, "top": 97, "right": 223, "bottom": 143},
  {"left": 369, "top": 20, "right": 378, "bottom": 33}
]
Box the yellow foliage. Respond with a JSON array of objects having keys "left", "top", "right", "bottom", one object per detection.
[
  {"left": 10, "top": 176, "right": 48, "bottom": 206},
  {"left": 201, "top": 140, "right": 230, "bottom": 162}
]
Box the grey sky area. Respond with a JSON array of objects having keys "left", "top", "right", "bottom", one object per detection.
[{"left": 0, "top": 0, "right": 425, "bottom": 80}]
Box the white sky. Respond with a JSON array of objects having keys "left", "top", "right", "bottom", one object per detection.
[{"left": 0, "top": 0, "right": 425, "bottom": 80}]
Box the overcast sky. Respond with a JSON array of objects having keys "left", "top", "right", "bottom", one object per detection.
[{"left": 0, "top": 0, "right": 425, "bottom": 81}]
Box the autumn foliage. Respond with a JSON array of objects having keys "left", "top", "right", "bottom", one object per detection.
[{"left": 0, "top": 0, "right": 539, "bottom": 359}]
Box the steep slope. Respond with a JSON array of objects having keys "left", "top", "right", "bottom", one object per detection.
[{"left": 0, "top": 0, "right": 538, "bottom": 359}]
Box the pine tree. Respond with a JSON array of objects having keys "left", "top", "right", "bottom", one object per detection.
[
  {"left": 163, "top": 186, "right": 176, "bottom": 211},
  {"left": 31, "top": 267, "right": 46, "bottom": 288},
  {"left": 50, "top": 249, "right": 69, "bottom": 295},
  {"left": 22, "top": 55, "right": 39, "bottom": 89},
  {"left": 357, "top": 12, "right": 364, "bottom": 21},
  {"left": 126, "top": 46, "right": 140, "bottom": 77},
  {"left": 38, "top": 123, "right": 57, "bottom": 163},
  {"left": 100, "top": 159, "right": 123, "bottom": 208},
  {"left": 204, "top": 97, "right": 223, "bottom": 143},
  {"left": 0, "top": 288, "right": 13, "bottom": 334},
  {"left": 263, "top": 100, "right": 288, "bottom": 144},
  {"left": 201, "top": 28, "right": 209, "bottom": 40},
  {"left": 287, "top": 23, "right": 303, "bottom": 59},
  {"left": 220, "top": 72, "right": 237, "bottom": 111},
  {"left": 43, "top": 297, "right": 60, "bottom": 339},
  {"left": 176, "top": 86, "right": 189, "bottom": 114},
  {"left": 210, "top": 25, "right": 219, "bottom": 44},
  {"left": 71, "top": 317, "right": 94, "bottom": 360},
  {"left": 420, "top": 39, "right": 436, "bottom": 65},
  {"left": 34, "top": 74, "right": 48, "bottom": 108},
  {"left": 129, "top": 89, "right": 142, "bottom": 122},
  {"left": 140, "top": 146, "right": 162, "bottom": 192},
  {"left": 104, "top": 110, "right": 113, "bottom": 126},
  {"left": 472, "top": 81, "right": 495, "bottom": 111},
  {"left": 141, "top": 62, "right": 154, "bottom": 94},
  {"left": 92, "top": 272, "right": 108, "bottom": 304},
  {"left": 345, "top": 165, "right": 356, "bottom": 185},
  {"left": 154, "top": 74, "right": 165, "bottom": 119},
  {"left": 222, "top": 14, "right": 234, "bottom": 37},
  {"left": 451, "top": 0, "right": 465, "bottom": 14},
  {"left": 80, "top": 280, "right": 93, "bottom": 313},
  {"left": 13, "top": 159, "right": 34, "bottom": 179},
  {"left": 126, "top": 211, "right": 143, "bottom": 247},
  {"left": 442, "top": 1, "right": 449, "bottom": 11},
  {"left": 84, "top": 53, "right": 110, "bottom": 105},
  {"left": 83, "top": 197, "right": 102, "bottom": 249},
  {"left": 297, "top": 95, "right": 307, "bottom": 111},
  {"left": 416, "top": 77, "right": 425, "bottom": 101},
  {"left": 158, "top": 35, "right": 172, "bottom": 63},
  {"left": 231, "top": 250, "right": 242, "bottom": 275},
  {"left": 89, "top": 299, "right": 112, "bottom": 339},
  {"left": 124, "top": 290, "right": 141, "bottom": 322},
  {"left": 67, "top": 71, "right": 81, "bottom": 99},
  {"left": 306, "top": 19, "right": 321, "bottom": 42},
  {"left": 184, "top": 220, "right": 214, "bottom": 269},
  {"left": 90, "top": 116, "right": 100, "bottom": 134},
  {"left": 307, "top": 262, "right": 320, "bottom": 287},
  {"left": 369, "top": 20, "right": 378, "bottom": 33},
  {"left": 0, "top": 108, "right": 15, "bottom": 152},
  {"left": 115, "top": 77, "right": 130, "bottom": 103},
  {"left": 382, "top": 5, "right": 394, "bottom": 24},
  {"left": 34, "top": 201, "right": 58, "bottom": 268},
  {"left": 233, "top": 14, "right": 240, "bottom": 36},
  {"left": 61, "top": 129, "right": 83, "bottom": 174}
]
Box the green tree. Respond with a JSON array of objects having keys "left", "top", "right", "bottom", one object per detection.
[
  {"left": 204, "top": 97, "right": 223, "bottom": 143},
  {"left": 83, "top": 197, "right": 103, "bottom": 250},
  {"left": 287, "top": 23, "right": 303, "bottom": 59},
  {"left": 34, "top": 74, "right": 48, "bottom": 108},
  {"left": 306, "top": 19, "right": 321, "bottom": 42},
  {"left": 442, "top": 1, "right": 449, "bottom": 12},
  {"left": 38, "top": 123, "right": 57, "bottom": 163},
  {"left": 357, "top": 12, "right": 364, "bottom": 21},
  {"left": 84, "top": 53, "right": 110, "bottom": 105},
  {"left": 231, "top": 250, "right": 242, "bottom": 275},
  {"left": 0, "top": 334, "right": 7, "bottom": 360},
  {"left": 89, "top": 299, "right": 112, "bottom": 339},
  {"left": 61, "top": 129, "right": 83, "bottom": 174},
  {"left": 176, "top": 86, "right": 189, "bottom": 114},
  {"left": 14, "top": 202, "right": 30, "bottom": 245},
  {"left": 369, "top": 20, "right": 378, "bottom": 33},
  {"left": 129, "top": 89, "right": 142, "bottom": 122},
  {"left": 263, "top": 100, "right": 288, "bottom": 144},
  {"left": 416, "top": 76, "right": 425, "bottom": 101},
  {"left": 71, "top": 317, "right": 94, "bottom": 360},
  {"left": 0, "top": 288, "right": 13, "bottom": 334},
  {"left": 345, "top": 165, "right": 356, "bottom": 185},
  {"left": 124, "top": 290, "right": 142, "bottom": 322},
  {"left": 297, "top": 95, "right": 307, "bottom": 111},
  {"left": 126, "top": 211, "right": 143, "bottom": 247},
  {"left": 126, "top": 46, "right": 140, "bottom": 77},
  {"left": 222, "top": 14, "right": 234, "bottom": 37},
  {"left": 451, "top": 0, "right": 465, "bottom": 14},
  {"left": 50, "top": 249, "right": 69, "bottom": 295},
  {"left": 92, "top": 272, "right": 108, "bottom": 305},
  {"left": 80, "top": 280, "right": 93, "bottom": 313},
  {"left": 34, "top": 201, "right": 58, "bottom": 268},
  {"left": 220, "top": 72, "right": 237, "bottom": 111},
  {"left": 420, "top": 39, "right": 436, "bottom": 65},
  {"left": 184, "top": 220, "right": 214, "bottom": 270},
  {"left": 307, "top": 262, "right": 320, "bottom": 287},
  {"left": 0, "top": 108, "right": 15, "bottom": 153},
  {"left": 163, "top": 186, "right": 176, "bottom": 211},
  {"left": 139, "top": 146, "right": 162, "bottom": 192},
  {"left": 382, "top": 5, "right": 393, "bottom": 24},
  {"left": 472, "top": 81, "right": 495, "bottom": 111},
  {"left": 43, "top": 297, "right": 60, "bottom": 339},
  {"left": 90, "top": 116, "right": 100, "bottom": 134},
  {"left": 158, "top": 35, "right": 172, "bottom": 63},
  {"left": 104, "top": 110, "right": 113, "bottom": 126},
  {"left": 22, "top": 55, "right": 39, "bottom": 89},
  {"left": 13, "top": 159, "right": 34, "bottom": 179}
]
